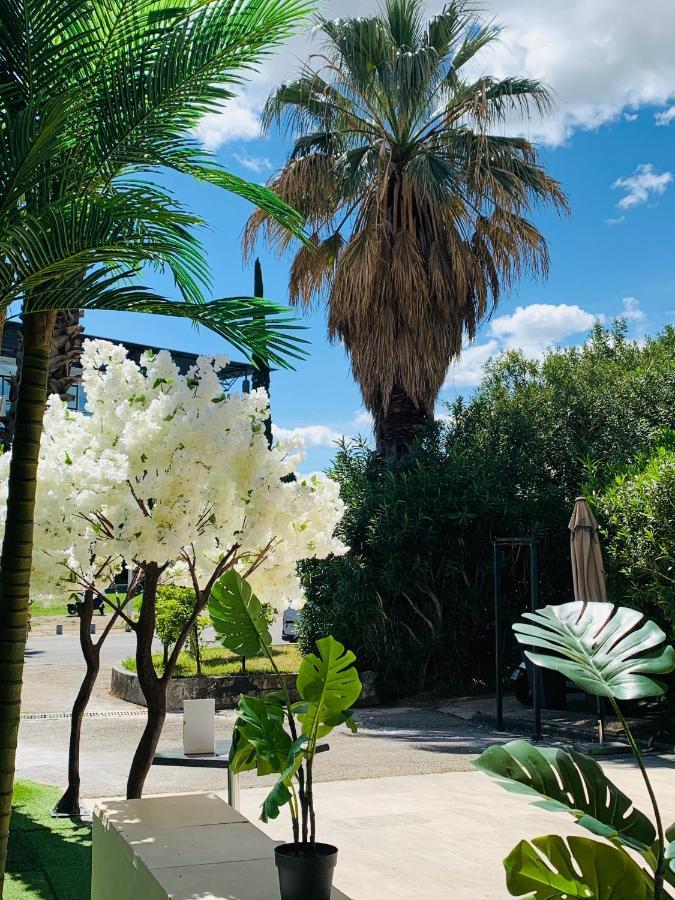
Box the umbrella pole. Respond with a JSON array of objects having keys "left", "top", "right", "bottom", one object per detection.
[{"left": 597, "top": 696, "right": 605, "bottom": 744}]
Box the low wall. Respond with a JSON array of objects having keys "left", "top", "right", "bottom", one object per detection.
[
  {"left": 110, "top": 664, "right": 298, "bottom": 712},
  {"left": 111, "top": 664, "right": 381, "bottom": 711}
]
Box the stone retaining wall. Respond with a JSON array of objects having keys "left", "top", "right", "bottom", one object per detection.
[
  {"left": 111, "top": 663, "right": 381, "bottom": 711},
  {"left": 110, "top": 664, "right": 298, "bottom": 712}
]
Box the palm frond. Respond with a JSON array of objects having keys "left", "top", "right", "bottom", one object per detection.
[{"left": 23, "top": 291, "right": 307, "bottom": 368}]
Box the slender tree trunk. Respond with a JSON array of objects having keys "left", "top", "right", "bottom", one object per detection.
[
  {"left": 0, "top": 310, "right": 55, "bottom": 889},
  {"left": 191, "top": 626, "right": 202, "bottom": 676},
  {"left": 251, "top": 259, "right": 272, "bottom": 448},
  {"left": 53, "top": 593, "right": 100, "bottom": 816},
  {"left": 374, "top": 383, "right": 429, "bottom": 458},
  {"left": 127, "top": 564, "right": 164, "bottom": 800},
  {"left": 127, "top": 574, "right": 211, "bottom": 798}
]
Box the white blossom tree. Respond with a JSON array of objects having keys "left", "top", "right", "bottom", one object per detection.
[{"left": 0, "top": 339, "right": 346, "bottom": 800}]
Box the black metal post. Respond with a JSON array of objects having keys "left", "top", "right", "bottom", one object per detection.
[
  {"left": 529, "top": 541, "right": 542, "bottom": 742},
  {"left": 493, "top": 542, "right": 503, "bottom": 731},
  {"left": 493, "top": 536, "right": 541, "bottom": 742}
]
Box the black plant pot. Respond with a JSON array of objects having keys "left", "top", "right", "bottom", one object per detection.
[{"left": 275, "top": 842, "right": 338, "bottom": 900}]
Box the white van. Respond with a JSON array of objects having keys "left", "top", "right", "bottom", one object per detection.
[{"left": 281, "top": 607, "right": 300, "bottom": 642}]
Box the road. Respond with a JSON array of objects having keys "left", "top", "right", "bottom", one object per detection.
[{"left": 18, "top": 628, "right": 506, "bottom": 800}]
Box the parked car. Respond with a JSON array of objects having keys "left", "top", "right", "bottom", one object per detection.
[{"left": 281, "top": 607, "right": 300, "bottom": 642}]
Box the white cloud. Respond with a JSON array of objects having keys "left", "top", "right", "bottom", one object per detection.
[
  {"left": 612, "top": 163, "right": 673, "bottom": 209},
  {"left": 623, "top": 112, "right": 638, "bottom": 122},
  {"left": 351, "top": 408, "right": 373, "bottom": 431},
  {"left": 444, "top": 302, "right": 600, "bottom": 388},
  {"left": 605, "top": 215, "right": 626, "bottom": 226},
  {"left": 272, "top": 408, "right": 373, "bottom": 450},
  {"left": 233, "top": 152, "right": 273, "bottom": 174},
  {"left": 273, "top": 423, "right": 342, "bottom": 447},
  {"left": 444, "top": 339, "right": 501, "bottom": 388},
  {"left": 195, "top": 96, "right": 261, "bottom": 149},
  {"left": 619, "top": 296, "right": 646, "bottom": 322},
  {"left": 488, "top": 303, "right": 598, "bottom": 355},
  {"left": 195, "top": 1, "right": 675, "bottom": 150},
  {"left": 655, "top": 105, "right": 675, "bottom": 126}
]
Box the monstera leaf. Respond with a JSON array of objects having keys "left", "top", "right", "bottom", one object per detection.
[
  {"left": 208, "top": 570, "right": 272, "bottom": 658},
  {"left": 228, "top": 695, "right": 289, "bottom": 776},
  {"left": 261, "top": 741, "right": 306, "bottom": 823},
  {"left": 294, "top": 636, "right": 361, "bottom": 740},
  {"left": 667, "top": 823, "right": 675, "bottom": 876},
  {"left": 513, "top": 602, "right": 675, "bottom": 700},
  {"left": 475, "top": 740, "right": 655, "bottom": 852},
  {"left": 505, "top": 835, "right": 653, "bottom": 899}
]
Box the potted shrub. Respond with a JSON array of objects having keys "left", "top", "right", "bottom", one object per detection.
[
  {"left": 475, "top": 601, "right": 675, "bottom": 899},
  {"left": 209, "top": 571, "right": 361, "bottom": 900}
]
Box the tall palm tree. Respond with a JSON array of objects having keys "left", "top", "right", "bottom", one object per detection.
[
  {"left": 245, "top": 0, "right": 569, "bottom": 456},
  {"left": 0, "top": 0, "right": 313, "bottom": 886}
]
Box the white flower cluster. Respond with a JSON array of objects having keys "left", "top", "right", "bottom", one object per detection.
[{"left": 0, "top": 340, "right": 346, "bottom": 608}]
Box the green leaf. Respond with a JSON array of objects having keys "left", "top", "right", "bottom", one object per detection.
[
  {"left": 667, "top": 822, "right": 675, "bottom": 876},
  {"left": 474, "top": 740, "right": 655, "bottom": 852},
  {"left": 505, "top": 835, "right": 652, "bottom": 899},
  {"left": 208, "top": 571, "right": 273, "bottom": 659},
  {"left": 513, "top": 601, "right": 675, "bottom": 700},
  {"left": 295, "top": 636, "right": 361, "bottom": 739},
  {"left": 229, "top": 695, "right": 289, "bottom": 776},
  {"left": 261, "top": 742, "right": 306, "bottom": 823}
]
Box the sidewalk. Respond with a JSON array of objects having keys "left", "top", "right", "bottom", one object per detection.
[{"left": 236, "top": 757, "right": 675, "bottom": 899}]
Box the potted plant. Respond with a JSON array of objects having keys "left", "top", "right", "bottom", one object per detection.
[{"left": 209, "top": 570, "right": 361, "bottom": 900}]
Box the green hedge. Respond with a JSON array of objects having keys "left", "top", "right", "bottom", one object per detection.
[{"left": 299, "top": 324, "right": 675, "bottom": 697}]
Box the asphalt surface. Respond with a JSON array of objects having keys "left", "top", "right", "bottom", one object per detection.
[{"left": 18, "top": 631, "right": 507, "bottom": 801}]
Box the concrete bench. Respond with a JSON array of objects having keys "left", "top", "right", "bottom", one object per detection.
[{"left": 91, "top": 792, "right": 351, "bottom": 900}]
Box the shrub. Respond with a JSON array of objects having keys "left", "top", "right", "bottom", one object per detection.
[
  {"left": 592, "top": 431, "right": 675, "bottom": 634},
  {"left": 155, "top": 585, "right": 208, "bottom": 673},
  {"left": 299, "top": 324, "right": 675, "bottom": 697}
]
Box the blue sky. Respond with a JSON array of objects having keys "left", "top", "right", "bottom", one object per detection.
[{"left": 83, "top": 0, "right": 675, "bottom": 472}]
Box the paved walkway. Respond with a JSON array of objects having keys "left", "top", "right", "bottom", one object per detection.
[
  {"left": 237, "top": 758, "right": 675, "bottom": 899},
  {"left": 18, "top": 632, "right": 675, "bottom": 898}
]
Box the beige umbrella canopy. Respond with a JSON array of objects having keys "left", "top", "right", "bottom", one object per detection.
[
  {"left": 569, "top": 497, "right": 607, "bottom": 603},
  {"left": 569, "top": 496, "right": 608, "bottom": 743}
]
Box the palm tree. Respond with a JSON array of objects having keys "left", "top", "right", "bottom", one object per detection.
[
  {"left": 0, "top": 0, "right": 313, "bottom": 885},
  {"left": 245, "top": 0, "right": 569, "bottom": 456}
]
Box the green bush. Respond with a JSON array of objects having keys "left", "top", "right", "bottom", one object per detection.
[
  {"left": 299, "top": 323, "right": 675, "bottom": 696},
  {"left": 592, "top": 431, "right": 675, "bottom": 634},
  {"left": 155, "top": 585, "right": 208, "bottom": 673}
]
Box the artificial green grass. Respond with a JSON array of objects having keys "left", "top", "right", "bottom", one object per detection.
[
  {"left": 6, "top": 781, "right": 91, "bottom": 900},
  {"left": 122, "top": 643, "right": 301, "bottom": 677}
]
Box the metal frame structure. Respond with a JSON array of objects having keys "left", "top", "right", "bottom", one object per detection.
[{"left": 493, "top": 536, "right": 542, "bottom": 742}]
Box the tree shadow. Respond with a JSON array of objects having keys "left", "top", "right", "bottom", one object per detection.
[{"left": 7, "top": 782, "right": 91, "bottom": 899}]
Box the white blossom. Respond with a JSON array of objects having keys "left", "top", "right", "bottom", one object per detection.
[{"left": 0, "top": 340, "right": 346, "bottom": 608}]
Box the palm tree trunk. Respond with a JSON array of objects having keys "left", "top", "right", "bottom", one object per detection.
[
  {"left": 53, "top": 591, "right": 99, "bottom": 816},
  {"left": 0, "top": 309, "right": 55, "bottom": 889},
  {"left": 251, "top": 259, "right": 272, "bottom": 448},
  {"left": 127, "top": 564, "right": 164, "bottom": 799},
  {"left": 374, "top": 383, "right": 429, "bottom": 457},
  {"left": 48, "top": 309, "right": 84, "bottom": 402}
]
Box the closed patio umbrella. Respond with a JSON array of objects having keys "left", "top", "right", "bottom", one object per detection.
[
  {"left": 569, "top": 497, "right": 607, "bottom": 604},
  {"left": 569, "top": 496, "right": 608, "bottom": 742}
]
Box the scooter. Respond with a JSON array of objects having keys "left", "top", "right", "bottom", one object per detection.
[{"left": 67, "top": 593, "right": 105, "bottom": 616}]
